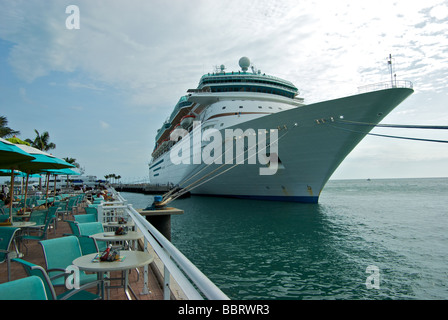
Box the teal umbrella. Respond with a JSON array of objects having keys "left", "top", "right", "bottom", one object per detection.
[
  {"left": 40, "top": 168, "right": 80, "bottom": 200},
  {"left": 0, "top": 169, "right": 23, "bottom": 176},
  {"left": 12, "top": 144, "right": 75, "bottom": 172},
  {"left": 0, "top": 138, "right": 36, "bottom": 224},
  {"left": 0, "top": 169, "right": 40, "bottom": 178},
  {"left": 0, "top": 137, "right": 35, "bottom": 168},
  {"left": 43, "top": 168, "right": 80, "bottom": 176},
  {"left": 10, "top": 144, "right": 75, "bottom": 215}
]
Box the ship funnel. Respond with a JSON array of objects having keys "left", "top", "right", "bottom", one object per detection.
[{"left": 239, "top": 57, "right": 250, "bottom": 72}]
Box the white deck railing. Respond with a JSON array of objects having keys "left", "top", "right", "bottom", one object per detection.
[
  {"left": 97, "top": 190, "right": 230, "bottom": 300},
  {"left": 358, "top": 80, "right": 413, "bottom": 93}
]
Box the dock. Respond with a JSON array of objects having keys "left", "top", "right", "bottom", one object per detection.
[
  {"left": 114, "top": 183, "right": 190, "bottom": 198},
  {"left": 0, "top": 188, "right": 228, "bottom": 300},
  {"left": 114, "top": 183, "right": 171, "bottom": 194},
  {"left": 0, "top": 205, "right": 164, "bottom": 300}
]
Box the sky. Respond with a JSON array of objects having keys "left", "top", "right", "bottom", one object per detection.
[{"left": 0, "top": 0, "right": 447, "bottom": 182}]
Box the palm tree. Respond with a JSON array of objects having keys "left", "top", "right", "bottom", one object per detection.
[
  {"left": 25, "top": 129, "right": 56, "bottom": 152},
  {"left": 25, "top": 130, "right": 56, "bottom": 190},
  {"left": 0, "top": 115, "right": 20, "bottom": 138},
  {"left": 63, "top": 157, "right": 80, "bottom": 169}
]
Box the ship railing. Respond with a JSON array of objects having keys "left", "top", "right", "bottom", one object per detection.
[
  {"left": 358, "top": 80, "right": 413, "bottom": 94},
  {"left": 97, "top": 190, "right": 230, "bottom": 300}
]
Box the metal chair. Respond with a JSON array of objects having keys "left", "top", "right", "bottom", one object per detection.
[
  {"left": 12, "top": 258, "right": 102, "bottom": 300},
  {"left": 39, "top": 236, "right": 98, "bottom": 288},
  {"left": 0, "top": 275, "right": 48, "bottom": 300},
  {"left": 20, "top": 213, "right": 56, "bottom": 255},
  {"left": 0, "top": 226, "right": 20, "bottom": 281},
  {"left": 74, "top": 214, "right": 97, "bottom": 223},
  {"left": 84, "top": 206, "right": 98, "bottom": 216},
  {"left": 57, "top": 197, "right": 77, "bottom": 220},
  {"left": 65, "top": 220, "right": 81, "bottom": 236},
  {"left": 76, "top": 222, "right": 107, "bottom": 251}
]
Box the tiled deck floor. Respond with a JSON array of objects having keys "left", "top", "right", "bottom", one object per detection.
[{"left": 0, "top": 207, "right": 164, "bottom": 300}]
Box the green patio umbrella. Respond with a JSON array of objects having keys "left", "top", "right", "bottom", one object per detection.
[
  {"left": 43, "top": 168, "right": 80, "bottom": 176},
  {"left": 0, "top": 138, "right": 36, "bottom": 224},
  {"left": 0, "top": 137, "right": 35, "bottom": 168},
  {"left": 40, "top": 168, "right": 80, "bottom": 201},
  {"left": 10, "top": 144, "right": 75, "bottom": 216},
  {"left": 0, "top": 169, "right": 25, "bottom": 176},
  {"left": 13, "top": 144, "right": 75, "bottom": 172}
]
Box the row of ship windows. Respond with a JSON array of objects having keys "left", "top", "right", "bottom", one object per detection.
[
  {"left": 201, "top": 78, "right": 296, "bottom": 92},
  {"left": 221, "top": 106, "right": 282, "bottom": 110},
  {"left": 210, "top": 87, "right": 295, "bottom": 98}
]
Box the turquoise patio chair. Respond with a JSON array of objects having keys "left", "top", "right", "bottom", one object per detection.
[
  {"left": 20, "top": 213, "right": 56, "bottom": 255},
  {"left": 12, "top": 258, "right": 102, "bottom": 300},
  {"left": 75, "top": 235, "right": 100, "bottom": 255},
  {"left": 65, "top": 221, "right": 102, "bottom": 254},
  {"left": 0, "top": 226, "right": 20, "bottom": 281},
  {"left": 39, "top": 235, "right": 98, "bottom": 288},
  {"left": 28, "top": 209, "right": 48, "bottom": 227},
  {"left": 74, "top": 214, "right": 96, "bottom": 223},
  {"left": 77, "top": 222, "right": 107, "bottom": 251},
  {"left": 84, "top": 206, "right": 98, "bottom": 217},
  {"left": 58, "top": 197, "right": 77, "bottom": 220},
  {"left": 0, "top": 276, "right": 48, "bottom": 300},
  {"left": 48, "top": 205, "right": 59, "bottom": 230},
  {"left": 76, "top": 193, "right": 86, "bottom": 208},
  {"left": 65, "top": 220, "right": 80, "bottom": 236},
  {"left": 53, "top": 200, "right": 64, "bottom": 216}
]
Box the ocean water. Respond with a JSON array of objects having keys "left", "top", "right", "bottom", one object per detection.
[{"left": 121, "top": 177, "right": 448, "bottom": 300}]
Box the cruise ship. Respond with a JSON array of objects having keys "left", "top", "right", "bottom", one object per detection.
[{"left": 148, "top": 57, "right": 413, "bottom": 203}]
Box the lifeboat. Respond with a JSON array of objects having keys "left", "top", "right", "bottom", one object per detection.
[{"left": 180, "top": 115, "right": 195, "bottom": 129}]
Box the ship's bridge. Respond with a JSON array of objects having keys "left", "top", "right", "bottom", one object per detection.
[{"left": 197, "top": 57, "right": 299, "bottom": 99}]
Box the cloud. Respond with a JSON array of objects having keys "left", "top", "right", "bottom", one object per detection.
[
  {"left": 67, "top": 80, "right": 104, "bottom": 91},
  {"left": 429, "top": 4, "right": 448, "bottom": 20},
  {"left": 1, "top": 0, "right": 447, "bottom": 105},
  {"left": 99, "top": 120, "right": 110, "bottom": 129},
  {"left": 1, "top": 0, "right": 448, "bottom": 180}
]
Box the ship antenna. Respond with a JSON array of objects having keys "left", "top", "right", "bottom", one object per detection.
[{"left": 387, "top": 54, "right": 396, "bottom": 87}]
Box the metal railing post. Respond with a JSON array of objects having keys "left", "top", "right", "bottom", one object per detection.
[
  {"left": 140, "top": 238, "right": 151, "bottom": 295},
  {"left": 164, "top": 265, "right": 171, "bottom": 300}
]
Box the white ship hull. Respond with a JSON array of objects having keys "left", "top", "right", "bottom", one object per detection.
[{"left": 149, "top": 87, "right": 413, "bottom": 203}]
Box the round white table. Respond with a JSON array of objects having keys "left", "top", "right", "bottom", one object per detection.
[
  {"left": 102, "top": 221, "right": 135, "bottom": 232},
  {"left": 8, "top": 221, "right": 37, "bottom": 258},
  {"left": 11, "top": 221, "right": 36, "bottom": 228},
  {"left": 72, "top": 250, "right": 154, "bottom": 300},
  {"left": 91, "top": 231, "right": 143, "bottom": 250}
]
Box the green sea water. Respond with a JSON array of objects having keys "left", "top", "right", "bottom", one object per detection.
[{"left": 121, "top": 177, "right": 448, "bottom": 300}]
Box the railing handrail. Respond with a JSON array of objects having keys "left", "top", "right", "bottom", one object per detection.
[
  {"left": 358, "top": 80, "right": 413, "bottom": 93},
  {"left": 127, "top": 204, "right": 229, "bottom": 300},
  {"left": 99, "top": 190, "right": 230, "bottom": 300}
]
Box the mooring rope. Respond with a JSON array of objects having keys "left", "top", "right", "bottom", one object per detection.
[
  {"left": 163, "top": 124, "right": 295, "bottom": 205},
  {"left": 330, "top": 120, "right": 448, "bottom": 144},
  {"left": 336, "top": 119, "right": 448, "bottom": 130}
]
